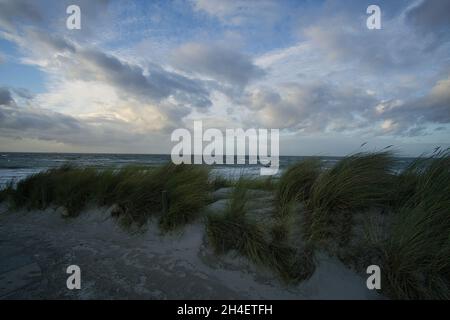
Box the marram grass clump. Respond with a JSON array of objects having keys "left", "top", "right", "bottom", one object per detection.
[
  {"left": 4, "top": 163, "right": 211, "bottom": 232},
  {"left": 159, "top": 164, "right": 211, "bottom": 232},
  {"left": 206, "top": 179, "right": 315, "bottom": 283},
  {"left": 304, "top": 151, "right": 396, "bottom": 244},
  {"left": 378, "top": 150, "right": 450, "bottom": 299},
  {"left": 276, "top": 158, "right": 321, "bottom": 205},
  {"left": 381, "top": 201, "right": 450, "bottom": 299},
  {"left": 275, "top": 158, "right": 321, "bottom": 219},
  {"left": 304, "top": 149, "right": 450, "bottom": 300}
]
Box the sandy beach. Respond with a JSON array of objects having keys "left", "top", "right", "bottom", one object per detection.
[{"left": 0, "top": 191, "right": 382, "bottom": 300}]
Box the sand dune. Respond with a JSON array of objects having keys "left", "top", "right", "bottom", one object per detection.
[{"left": 0, "top": 201, "right": 382, "bottom": 300}]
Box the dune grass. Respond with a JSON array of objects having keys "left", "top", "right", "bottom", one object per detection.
[
  {"left": 206, "top": 179, "right": 315, "bottom": 283},
  {"left": 378, "top": 150, "right": 450, "bottom": 299},
  {"left": 3, "top": 163, "right": 211, "bottom": 231},
  {"left": 276, "top": 158, "right": 321, "bottom": 205},
  {"left": 304, "top": 152, "right": 396, "bottom": 244},
  {"left": 275, "top": 158, "right": 321, "bottom": 218},
  {"left": 275, "top": 151, "right": 449, "bottom": 299},
  {"left": 210, "top": 175, "right": 233, "bottom": 190},
  {"left": 381, "top": 201, "right": 450, "bottom": 299},
  {"left": 159, "top": 164, "right": 211, "bottom": 232}
]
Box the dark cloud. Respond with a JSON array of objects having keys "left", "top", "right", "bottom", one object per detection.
[
  {"left": 0, "top": 104, "right": 80, "bottom": 138},
  {"left": 0, "top": 103, "right": 147, "bottom": 146},
  {"left": 406, "top": 0, "right": 450, "bottom": 46},
  {"left": 0, "top": 0, "right": 42, "bottom": 31},
  {"left": 0, "top": 87, "right": 14, "bottom": 106},
  {"left": 10, "top": 27, "right": 213, "bottom": 109},
  {"left": 171, "top": 43, "right": 265, "bottom": 88},
  {"left": 192, "top": 0, "right": 282, "bottom": 26},
  {"left": 377, "top": 76, "right": 450, "bottom": 135},
  {"left": 74, "top": 49, "right": 212, "bottom": 108},
  {"left": 0, "top": 0, "right": 111, "bottom": 33},
  {"left": 28, "top": 30, "right": 76, "bottom": 53},
  {"left": 301, "top": 0, "right": 450, "bottom": 74},
  {"left": 12, "top": 88, "right": 34, "bottom": 100},
  {"left": 244, "top": 75, "right": 450, "bottom": 137},
  {"left": 243, "top": 83, "right": 377, "bottom": 132},
  {"left": 304, "top": 16, "right": 428, "bottom": 72}
]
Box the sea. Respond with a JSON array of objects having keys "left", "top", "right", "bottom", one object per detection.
[{"left": 0, "top": 152, "right": 415, "bottom": 189}]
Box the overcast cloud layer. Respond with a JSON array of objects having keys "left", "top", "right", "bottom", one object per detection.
[{"left": 0, "top": 0, "right": 449, "bottom": 155}]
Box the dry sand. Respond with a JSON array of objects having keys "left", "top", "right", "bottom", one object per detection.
[{"left": 0, "top": 197, "right": 383, "bottom": 300}]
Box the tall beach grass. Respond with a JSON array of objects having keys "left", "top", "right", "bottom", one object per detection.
[
  {"left": 2, "top": 163, "right": 211, "bottom": 231},
  {"left": 206, "top": 179, "right": 315, "bottom": 283},
  {"left": 379, "top": 150, "right": 450, "bottom": 299},
  {"left": 304, "top": 151, "right": 396, "bottom": 244}
]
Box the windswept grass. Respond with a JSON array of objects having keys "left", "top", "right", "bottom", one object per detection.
[
  {"left": 275, "top": 158, "right": 321, "bottom": 219},
  {"left": 379, "top": 150, "right": 450, "bottom": 299},
  {"left": 210, "top": 175, "right": 233, "bottom": 190},
  {"left": 0, "top": 181, "right": 14, "bottom": 203},
  {"left": 394, "top": 149, "right": 450, "bottom": 207},
  {"left": 4, "top": 163, "right": 211, "bottom": 231},
  {"left": 280, "top": 150, "right": 450, "bottom": 299},
  {"left": 159, "top": 164, "right": 211, "bottom": 232},
  {"left": 305, "top": 151, "right": 396, "bottom": 244},
  {"left": 381, "top": 201, "right": 450, "bottom": 299},
  {"left": 276, "top": 158, "right": 321, "bottom": 205},
  {"left": 206, "top": 179, "right": 315, "bottom": 283},
  {"left": 8, "top": 165, "right": 102, "bottom": 215}
]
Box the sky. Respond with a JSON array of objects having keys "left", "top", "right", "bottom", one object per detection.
[{"left": 0, "top": 0, "right": 449, "bottom": 156}]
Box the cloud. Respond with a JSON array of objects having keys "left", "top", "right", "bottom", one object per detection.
[
  {"left": 0, "top": 3, "right": 217, "bottom": 144},
  {"left": 297, "top": 1, "right": 450, "bottom": 77},
  {"left": 27, "top": 29, "right": 76, "bottom": 53},
  {"left": 171, "top": 43, "right": 265, "bottom": 88},
  {"left": 0, "top": 104, "right": 82, "bottom": 141},
  {"left": 4, "top": 26, "right": 213, "bottom": 111},
  {"left": 405, "top": 0, "right": 450, "bottom": 46},
  {"left": 0, "top": 101, "right": 164, "bottom": 148},
  {"left": 243, "top": 74, "right": 450, "bottom": 138},
  {"left": 0, "top": 87, "right": 14, "bottom": 106},
  {"left": 72, "top": 48, "right": 212, "bottom": 108},
  {"left": 0, "top": 0, "right": 42, "bottom": 31},
  {"left": 0, "top": 0, "right": 112, "bottom": 37},
  {"left": 242, "top": 82, "right": 377, "bottom": 132},
  {"left": 33, "top": 78, "right": 192, "bottom": 135},
  {"left": 191, "top": 0, "right": 281, "bottom": 26},
  {"left": 11, "top": 87, "right": 34, "bottom": 100},
  {"left": 376, "top": 75, "right": 450, "bottom": 135},
  {"left": 303, "top": 16, "right": 427, "bottom": 72}
]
